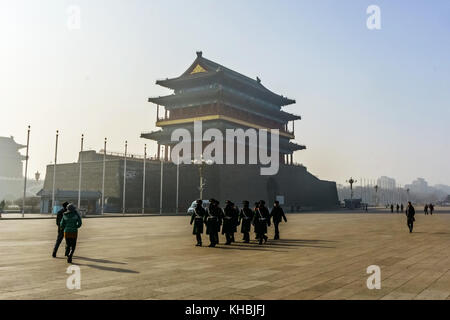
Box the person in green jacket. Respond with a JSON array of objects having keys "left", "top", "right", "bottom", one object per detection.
[{"left": 60, "top": 203, "right": 82, "bottom": 263}]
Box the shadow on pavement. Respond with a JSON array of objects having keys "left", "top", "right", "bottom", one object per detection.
[
  {"left": 74, "top": 262, "right": 139, "bottom": 274},
  {"left": 75, "top": 256, "right": 127, "bottom": 265}
]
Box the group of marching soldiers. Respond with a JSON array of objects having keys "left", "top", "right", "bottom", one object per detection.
[{"left": 190, "top": 199, "right": 287, "bottom": 247}]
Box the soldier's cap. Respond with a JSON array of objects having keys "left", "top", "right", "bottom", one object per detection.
[
  {"left": 260, "top": 200, "right": 265, "bottom": 205},
  {"left": 242, "top": 200, "right": 249, "bottom": 205},
  {"left": 274, "top": 200, "right": 280, "bottom": 205},
  {"left": 196, "top": 199, "right": 203, "bottom": 204},
  {"left": 209, "top": 198, "right": 216, "bottom": 203},
  {"left": 62, "top": 202, "right": 69, "bottom": 208}
]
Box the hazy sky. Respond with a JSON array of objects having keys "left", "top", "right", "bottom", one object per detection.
[{"left": 1, "top": 0, "right": 449, "bottom": 186}]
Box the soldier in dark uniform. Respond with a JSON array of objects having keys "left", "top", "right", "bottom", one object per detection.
[
  {"left": 253, "top": 202, "right": 260, "bottom": 240},
  {"left": 406, "top": 201, "right": 416, "bottom": 233},
  {"left": 190, "top": 199, "right": 206, "bottom": 246},
  {"left": 239, "top": 200, "right": 254, "bottom": 243},
  {"left": 270, "top": 200, "right": 287, "bottom": 240},
  {"left": 52, "top": 201, "right": 69, "bottom": 258},
  {"left": 222, "top": 200, "right": 238, "bottom": 245},
  {"left": 253, "top": 200, "right": 270, "bottom": 245},
  {"left": 231, "top": 202, "right": 240, "bottom": 242},
  {"left": 205, "top": 198, "right": 222, "bottom": 247}
]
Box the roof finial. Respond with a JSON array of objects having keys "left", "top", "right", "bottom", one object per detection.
[
  {"left": 196, "top": 51, "right": 203, "bottom": 57},
  {"left": 256, "top": 76, "right": 261, "bottom": 83}
]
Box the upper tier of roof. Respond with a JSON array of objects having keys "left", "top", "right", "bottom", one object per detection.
[
  {"left": 0, "top": 136, "right": 26, "bottom": 150},
  {"left": 155, "top": 51, "right": 295, "bottom": 107}
]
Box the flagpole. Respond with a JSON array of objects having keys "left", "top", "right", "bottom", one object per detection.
[
  {"left": 22, "top": 125, "right": 30, "bottom": 217},
  {"left": 176, "top": 158, "right": 179, "bottom": 215},
  {"left": 122, "top": 140, "right": 127, "bottom": 216},
  {"left": 77, "top": 134, "right": 84, "bottom": 209},
  {"left": 51, "top": 130, "right": 59, "bottom": 214},
  {"left": 142, "top": 144, "right": 146, "bottom": 215},
  {"left": 160, "top": 146, "right": 164, "bottom": 215},
  {"left": 101, "top": 138, "right": 107, "bottom": 215}
]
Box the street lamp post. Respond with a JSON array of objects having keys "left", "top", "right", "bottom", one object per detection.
[
  {"left": 345, "top": 177, "right": 357, "bottom": 209},
  {"left": 192, "top": 155, "right": 213, "bottom": 200}
]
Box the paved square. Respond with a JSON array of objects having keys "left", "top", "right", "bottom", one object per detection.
[{"left": 1, "top": 211, "right": 450, "bottom": 300}]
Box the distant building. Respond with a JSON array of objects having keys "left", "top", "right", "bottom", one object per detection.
[
  {"left": 377, "top": 176, "right": 396, "bottom": 190},
  {"left": 39, "top": 52, "right": 339, "bottom": 213},
  {"left": 405, "top": 178, "right": 431, "bottom": 194},
  {"left": 0, "top": 136, "right": 26, "bottom": 200}
]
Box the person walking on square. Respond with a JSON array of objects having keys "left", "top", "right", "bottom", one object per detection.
[
  {"left": 238, "top": 200, "right": 254, "bottom": 243},
  {"left": 190, "top": 199, "right": 206, "bottom": 247},
  {"left": 390, "top": 204, "right": 394, "bottom": 213},
  {"left": 52, "top": 201, "right": 69, "bottom": 258},
  {"left": 424, "top": 204, "right": 429, "bottom": 215},
  {"left": 396, "top": 204, "right": 400, "bottom": 213},
  {"left": 222, "top": 200, "right": 238, "bottom": 245},
  {"left": 429, "top": 203, "right": 434, "bottom": 215},
  {"left": 60, "top": 203, "right": 82, "bottom": 263},
  {"left": 401, "top": 203, "right": 404, "bottom": 213},
  {"left": 205, "top": 199, "right": 221, "bottom": 247},
  {"left": 253, "top": 200, "right": 270, "bottom": 245},
  {"left": 406, "top": 201, "right": 416, "bottom": 233},
  {"left": 270, "top": 200, "right": 287, "bottom": 240}
]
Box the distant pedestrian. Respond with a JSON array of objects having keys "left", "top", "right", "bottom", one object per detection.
[
  {"left": 401, "top": 203, "right": 404, "bottom": 212},
  {"left": 190, "top": 199, "right": 206, "bottom": 247},
  {"left": 429, "top": 203, "right": 434, "bottom": 215},
  {"left": 424, "top": 204, "right": 429, "bottom": 215},
  {"left": 52, "top": 201, "right": 69, "bottom": 258},
  {"left": 60, "top": 203, "right": 82, "bottom": 263},
  {"left": 390, "top": 204, "right": 394, "bottom": 213},
  {"left": 238, "top": 200, "right": 254, "bottom": 243},
  {"left": 406, "top": 202, "right": 415, "bottom": 233},
  {"left": 396, "top": 204, "right": 400, "bottom": 213},
  {"left": 270, "top": 201, "right": 287, "bottom": 240},
  {"left": 253, "top": 200, "right": 270, "bottom": 245}
]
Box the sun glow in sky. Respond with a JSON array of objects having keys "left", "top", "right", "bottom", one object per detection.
[{"left": 1, "top": 0, "right": 449, "bottom": 186}]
